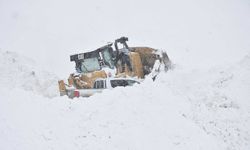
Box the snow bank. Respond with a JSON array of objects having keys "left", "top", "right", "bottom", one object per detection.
[
  {"left": 155, "top": 54, "right": 250, "bottom": 150},
  {"left": 0, "top": 0, "right": 250, "bottom": 149},
  {"left": 0, "top": 84, "right": 220, "bottom": 150},
  {"left": 0, "top": 50, "right": 59, "bottom": 98},
  {"left": 0, "top": 50, "right": 249, "bottom": 150}
]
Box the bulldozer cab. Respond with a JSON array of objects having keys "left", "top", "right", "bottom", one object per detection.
[
  {"left": 70, "top": 43, "right": 116, "bottom": 73},
  {"left": 69, "top": 37, "right": 170, "bottom": 78},
  {"left": 58, "top": 37, "right": 171, "bottom": 97}
]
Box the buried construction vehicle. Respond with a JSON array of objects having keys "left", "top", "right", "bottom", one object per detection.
[{"left": 58, "top": 37, "right": 171, "bottom": 98}]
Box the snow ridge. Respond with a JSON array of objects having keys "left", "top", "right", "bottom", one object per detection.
[{"left": 0, "top": 50, "right": 59, "bottom": 98}]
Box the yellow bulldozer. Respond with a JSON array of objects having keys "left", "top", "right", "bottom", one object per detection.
[{"left": 58, "top": 37, "right": 171, "bottom": 98}]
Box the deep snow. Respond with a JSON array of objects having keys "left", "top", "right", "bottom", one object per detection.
[
  {"left": 0, "top": 49, "right": 249, "bottom": 150},
  {"left": 0, "top": 50, "right": 58, "bottom": 98},
  {"left": 1, "top": 0, "right": 250, "bottom": 150}
]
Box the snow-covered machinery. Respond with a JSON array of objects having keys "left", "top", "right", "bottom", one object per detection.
[{"left": 58, "top": 37, "right": 171, "bottom": 97}]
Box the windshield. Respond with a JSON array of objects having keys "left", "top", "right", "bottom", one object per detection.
[{"left": 80, "top": 57, "right": 101, "bottom": 73}]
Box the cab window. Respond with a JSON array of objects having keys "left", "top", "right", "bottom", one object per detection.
[
  {"left": 110, "top": 80, "right": 129, "bottom": 88},
  {"left": 80, "top": 57, "right": 101, "bottom": 73},
  {"left": 127, "top": 80, "right": 139, "bottom": 86}
]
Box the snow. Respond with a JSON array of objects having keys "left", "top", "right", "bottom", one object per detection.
[
  {"left": 0, "top": 0, "right": 250, "bottom": 150},
  {"left": 0, "top": 50, "right": 58, "bottom": 98},
  {"left": 0, "top": 49, "right": 249, "bottom": 150}
]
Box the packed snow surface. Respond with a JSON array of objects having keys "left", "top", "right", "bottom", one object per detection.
[{"left": 1, "top": 0, "right": 250, "bottom": 150}]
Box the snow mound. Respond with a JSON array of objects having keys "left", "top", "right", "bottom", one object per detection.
[
  {"left": 0, "top": 80, "right": 221, "bottom": 150},
  {"left": 0, "top": 51, "right": 250, "bottom": 150},
  {"left": 154, "top": 54, "right": 250, "bottom": 150},
  {"left": 0, "top": 50, "right": 59, "bottom": 98}
]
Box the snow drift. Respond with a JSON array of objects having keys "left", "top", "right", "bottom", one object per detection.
[
  {"left": 0, "top": 50, "right": 58, "bottom": 98},
  {"left": 0, "top": 50, "right": 249, "bottom": 150},
  {"left": 1, "top": 0, "right": 250, "bottom": 149}
]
